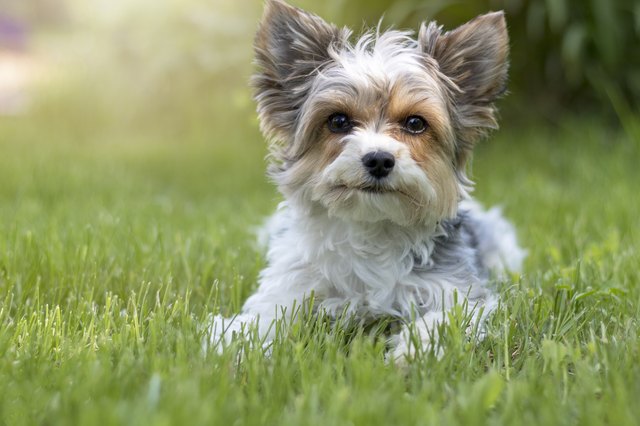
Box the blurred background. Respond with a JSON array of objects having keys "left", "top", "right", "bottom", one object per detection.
[{"left": 1, "top": 0, "right": 638, "bottom": 139}]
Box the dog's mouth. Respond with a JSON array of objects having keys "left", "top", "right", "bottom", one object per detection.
[
  {"left": 333, "top": 184, "right": 394, "bottom": 194},
  {"left": 324, "top": 183, "right": 428, "bottom": 221},
  {"left": 331, "top": 184, "right": 419, "bottom": 202}
]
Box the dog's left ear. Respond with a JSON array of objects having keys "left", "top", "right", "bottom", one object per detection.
[{"left": 419, "top": 12, "right": 509, "bottom": 165}]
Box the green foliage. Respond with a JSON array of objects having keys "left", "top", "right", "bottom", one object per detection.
[{"left": 494, "top": 0, "right": 639, "bottom": 115}]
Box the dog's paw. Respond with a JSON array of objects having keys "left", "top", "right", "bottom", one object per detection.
[
  {"left": 385, "top": 333, "right": 413, "bottom": 368},
  {"left": 387, "top": 335, "right": 444, "bottom": 369},
  {"left": 386, "top": 315, "right": 444, "bottom": 366},
  {"left": 202, "top": 313, "right": 275, "bottom": 357},
  {"left": 202, "top": 314, "right": 249, "bottom": 354}
]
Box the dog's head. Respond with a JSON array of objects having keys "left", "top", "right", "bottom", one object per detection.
[{"left": 253, "top": 0, "right": 509, "bottom": 226}]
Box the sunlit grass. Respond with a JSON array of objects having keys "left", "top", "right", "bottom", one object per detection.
[{"left": 1, "top": 101, "right": 639, "bottom": 424}]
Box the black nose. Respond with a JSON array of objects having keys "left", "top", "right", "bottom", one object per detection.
[{"left": 362, "top": 151, "right": 395, "bottom": 179}]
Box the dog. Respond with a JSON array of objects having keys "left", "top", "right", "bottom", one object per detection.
[{"left": 208, "top": 0, "right": 525, "bottom": 360}]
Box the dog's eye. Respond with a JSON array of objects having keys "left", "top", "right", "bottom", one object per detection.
[
  {"left": 327, "top": 113, "right": 353, "bottom": 133},
  {"left": 403, "top": 116, "right": 428, "bottom": 134}
]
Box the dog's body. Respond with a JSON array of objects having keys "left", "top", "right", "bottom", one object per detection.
[{"left": 209, "top": 0, "right": 525, "bottom": 358}]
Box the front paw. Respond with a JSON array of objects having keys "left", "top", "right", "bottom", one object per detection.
[
  {"left": 387, "top": 335, "right": 444, "bottom": 367},
  {"left": 203, "top": 314, "right": 251, "bottom": 353},
  {"left": 203, "top": 313, "right": 275, "bottom": 356},
  {"left": 386, "top": 333, "right": 414, "bottom": 367},
  {"left": 387, "top": 318, "right": 444, "bottom": 365}
]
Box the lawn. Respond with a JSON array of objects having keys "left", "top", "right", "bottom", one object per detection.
[
  {"left": 0, "top": 2, "right": 639, "bottom": 421},
  {"left": 1, "top": 97, "right": 639, "bottom": 424}
]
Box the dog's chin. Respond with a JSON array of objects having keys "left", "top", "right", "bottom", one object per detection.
[{"left": 313, "top": 184, "right": 431, "bottom": 227}]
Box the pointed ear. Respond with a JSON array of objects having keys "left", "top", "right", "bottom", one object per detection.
[
  {"left": 421, "top": 11, "right": 509, "bottom": 107},
  {"left": 253, "top": 0, "right": 349, "bottom": 141},
  {"left": 419, "top": 12, "right": 509, "bottom": 164}
]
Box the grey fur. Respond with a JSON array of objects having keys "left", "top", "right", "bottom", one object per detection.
[
  {"left": 207, "top": 2, "right": 524, "bottom": 358},
  {"left": 252, "top": 0, "right": 350, "bottom": 145},
  {"left": 254, "top": 1, "right": 510, "bottom": 180}
]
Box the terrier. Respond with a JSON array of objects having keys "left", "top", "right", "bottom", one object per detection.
[{"left": 209, "top": 0, "right": 525, "bottom": 360}]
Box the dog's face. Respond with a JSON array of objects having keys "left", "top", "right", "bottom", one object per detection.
[{"left": 253, "top": 0, "right": 509, "bottom": 226}]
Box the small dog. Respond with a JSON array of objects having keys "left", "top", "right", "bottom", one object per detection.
[{"left": 209, "top": 0, "right": 525, "bottom": 360}]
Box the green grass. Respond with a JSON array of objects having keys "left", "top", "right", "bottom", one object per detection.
[
  {"left": 3, "top": 2, "right": 638, "bottom": 423},
  {"left": 1, "top": 101, "right": 639, "bottom": 424}
]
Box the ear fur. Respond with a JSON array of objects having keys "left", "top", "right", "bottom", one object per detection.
[
  {"left": 253, "top": 0, "right": 349, "bottom": 144},
  {"left": 419, "top": 12, "right": 509, "bottom": 168}
]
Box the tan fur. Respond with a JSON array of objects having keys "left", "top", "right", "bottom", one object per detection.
[{"left": 255, "top": 1, "right": 509, "bottom": 226}]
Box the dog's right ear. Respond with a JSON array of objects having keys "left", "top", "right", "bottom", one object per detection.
[{"left": 253, "top": 0, "right": 349, "bottom": 142}]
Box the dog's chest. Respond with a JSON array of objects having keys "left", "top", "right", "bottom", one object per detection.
[
  {"left": 304, "top": 224, "right": 441, "bottom": 316},
  {"left": 265, "top": 209, "right": 476, "bottom": 317}
]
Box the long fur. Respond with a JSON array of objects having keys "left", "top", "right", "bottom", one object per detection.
[{"left": 208, "top": 0, "right": 525, "bottom": 360}]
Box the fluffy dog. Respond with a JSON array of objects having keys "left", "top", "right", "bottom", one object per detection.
[{"left": 209, "top": 0, "right": 525, "bottom": 360}]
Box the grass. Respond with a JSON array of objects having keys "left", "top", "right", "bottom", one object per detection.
[
  {"left": 1, "top": 98, "right": 639, "bottom": 425},
  {"left": 1, "top": 1, "right": 639, "bottom": 421}
]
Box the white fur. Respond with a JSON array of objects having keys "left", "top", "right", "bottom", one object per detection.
[
  {"left": 207, "top": 5, "right": 524, "bottom": 360},
  {"left": 310, "top": 128, "right": 438, "bottom": 226},
  {"left": 207, "top": 199, "right": 524, "bottom": 359},
  {"left": 459, "top": 199, "right": 527, "bottom": 277}
]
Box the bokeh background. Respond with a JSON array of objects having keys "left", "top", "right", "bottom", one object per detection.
[{"left": 1, "top": 0, "right": 639, "bottom": 139}]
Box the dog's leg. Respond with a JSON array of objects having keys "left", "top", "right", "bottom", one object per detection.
[
  {"left": 205, "top": 282, "right": 313, "bottom": 353},
  {"left": 459, "top": 200, "right": 526, "bottom": 277},
  {"left": 388, "top": 311, "right": 446, "bottom": 362},
  {"left": 388, "top": 294, "right": 497, "bottom": 364},
  {"left": 206, "top": 312, "right": 265, "bottom": 351}
]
